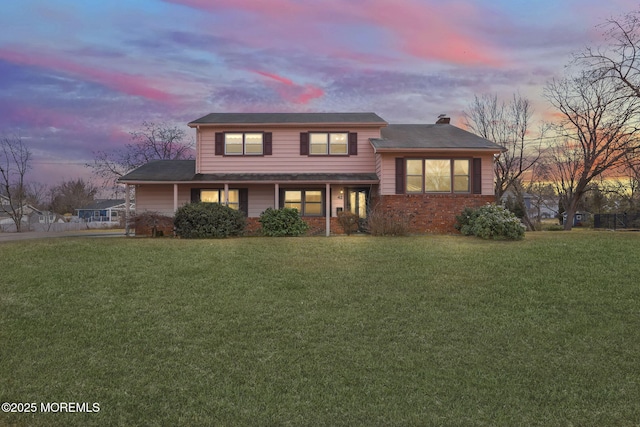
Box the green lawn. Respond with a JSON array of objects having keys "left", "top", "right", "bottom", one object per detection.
[{"left": 1, "top": 232, "right": 639, "bottom": 426}]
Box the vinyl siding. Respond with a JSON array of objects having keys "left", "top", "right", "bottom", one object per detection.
[
  {"left": 136, "top": 185, "right": 176, "bottom": 215},
  {"left": 136, "top": 184, "right": 350, "bottom": 218},
  {"left": 197, "top": 127, "right": 380, "bottom": 174}
]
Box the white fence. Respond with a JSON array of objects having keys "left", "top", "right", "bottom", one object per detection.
[{"left": 0, "top": 221, "right": 122, "bottom": 233}]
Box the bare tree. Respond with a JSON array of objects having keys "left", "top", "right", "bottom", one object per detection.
[
  {"left": 543, "top": 71, "right": 640, "bottom": 230},
  {"left": 24, "top": 181, "right": 50, "bottom": 210},
  {"left": 50, "top": 178, "right": 99, "bottom": 215},
  {"left": 88, "top": 121, "right": 194, "bottom": 188},
  {"left": 464, "top": 94, "right": 545, "bottom": 199},
  {"left": 0, "top": 135, "right": 31, "bottom": 232},
  {"left": 575, "top": 9, "right": 640, "bottom": 205},
  {"left": 576, "top": 11, "right": 640, "bottom": 99},
  {"left": 464, "top": 93, "right": 545, "bottom": 229}
]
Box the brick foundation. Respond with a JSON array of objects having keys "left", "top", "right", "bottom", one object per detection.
[
  {"left": 373, "top": 194, "right": 494, "bottom": 233},
  {"left": 132, "top": 195, "right": 494, "bottom": 236},
  {"left": 246, "top": 217, "right": 345, "bottom": 236}
]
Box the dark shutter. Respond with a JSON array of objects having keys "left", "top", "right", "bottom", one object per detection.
[
  {"left": 239, "top": 188, "right": 249, "bottom": 215},
  {"left": 300, "top": 132, "right": 309, "bottom": 155},
  {"left": 348, "top": 132, "right": 358, "bottom": 155},
  {"left": 395, "top": 158, "right": 405, "bottom": 194},
  {"left": 472, "top": 158, "right": 482, "bottom": 194},
  {"left": 215, "top": 133, "right": 224, "bottom": 155},
  {"left": 190, "top": 188, "right": 201, "bottom": 203},
  {"left": 264, "top": 132, "right": 272, "bottom": 155},
  {"left": 279, "top": 188, "right": 286, "bottom": 209}
]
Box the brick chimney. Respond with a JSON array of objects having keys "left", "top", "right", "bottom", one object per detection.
[{"left": 436, "top": 114, "right": 450, "bottom": 124}]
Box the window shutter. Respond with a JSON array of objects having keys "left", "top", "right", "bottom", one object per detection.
[
  {"left": 395, "top": 158, "right": 405, "bottom": 194},
  {"left": 348, "top": 132, "right": 358, "bottom": 155},
  {"left": 264, "top": 132, "right": 272, "bottom": 155},
  {"left": 239, "top": 188, "right": 249, "bottom": 215},
  {"left": 472, "top": 158, "right": 482, "bottom": 194},
  {"left": 215, "top": 133, "right": 224, "bottom": 155},
  {"left": 279, "top": 188, "right": 286, "bottom": 208},
  {"left": 300, "top": 132, "right": 309, "bottom": 155},
  {"left": 190, "top": 188, "right": 201, "bottom": 203}
]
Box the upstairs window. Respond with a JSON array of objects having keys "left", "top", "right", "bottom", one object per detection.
[
  {"left": 300, "top": 132, "right": 357, "bottom": 156},
  {"left": 216, "top": 132, "right": 272, "bottom": 156},
  {"left": 225, "top": 133, "right": 263, "bottom": 155}
]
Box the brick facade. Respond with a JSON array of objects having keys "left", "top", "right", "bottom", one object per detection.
[
  {"left": 132, "top": 195, "right": 494, "bottom": 236},
  {"left": 374, "top": 194, "right": 495, "bottom": 233},
  {"left": 246, "top": 217, "right": 345, "bottom": 236}
]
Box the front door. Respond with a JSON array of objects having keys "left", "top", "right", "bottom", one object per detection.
[{"left": 346, "top": 188, "right": 369, "bottom": 231}]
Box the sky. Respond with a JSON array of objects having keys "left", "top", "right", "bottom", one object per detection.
[{"left": 0, "top": 0, "right": 637, "bottom": 186}]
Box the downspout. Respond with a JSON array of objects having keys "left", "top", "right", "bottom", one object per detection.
[
  {"left": 326, "top": 183, "right": 331, "bottom": 237},
  {"left": 125, "top": 184, "right": 130, "bottom": 236}
]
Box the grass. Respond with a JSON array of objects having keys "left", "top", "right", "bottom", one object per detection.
[{"left": 1, "top": 231, "right": 640, "bottom": 426}]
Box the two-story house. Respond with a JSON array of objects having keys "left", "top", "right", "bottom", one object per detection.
[{"left": 119, "top": 112, "right": 504, "bottom": 235}]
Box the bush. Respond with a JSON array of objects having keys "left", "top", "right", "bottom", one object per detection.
[
  {"left": 174, "top": 202, "right": 246, "bottom": 238},
  {"left": 259, "top": 208, "right": 309, "bottom": 237},
  {"left": 455, "top": 204, "right": 525, "bottom": 240},
  {"left": 337, "top": 211, "right": 359, "bottom": 235},
  {"left": 366, "top": 206, "right": 412, "bottom": 236}
]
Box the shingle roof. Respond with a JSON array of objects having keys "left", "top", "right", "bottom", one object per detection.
[
  {"left": 188, "top": 112, "right": 387, "bottom": 126},
  {"left": 118, "top": 160, "right": 378, "bottom": 183},
  {"left": 119, "top": 160, "right": 196, "bottom": 182},
  {"left": 369, "top": 124, "right": 505, "bottom": 151},
  {"left": 77, "top": 199, "right": 126, "bottom": 210}
]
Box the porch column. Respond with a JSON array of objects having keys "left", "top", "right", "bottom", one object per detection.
[
  {"left": 173, "top": 184, "right": 178, "bottom": 213},
  {"left": 274, "top": 183, "right": 279, "bottom": 209},
  {"left": 124, "top": 184, "right": 130, "bottom": 236},
  {"left": 223, "top": 183, "right": 229, "bottom": 206},
  {"left": 325, "top": 183, "right": 331, "bottom": 237}
]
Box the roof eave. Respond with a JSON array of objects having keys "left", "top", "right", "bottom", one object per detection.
[
  {"left": 188, "top": 122, "right": 387, "bottom": 128},
  {"left": 371, "top": 146, "right": 506, "bottom": 154},
  {"left": 119, "top": 179, "right": 380, "bottom": 185}
]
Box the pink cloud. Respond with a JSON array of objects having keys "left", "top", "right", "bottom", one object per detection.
[
  {"left": 165, "top": 0, "right": 504, "bottom": 66},
  {"left": 0, "top": 48, "right": 176, "bottom": 102},
  {"left": 6, "top": 104, "right": 82, "bottom": 131},
  {"left": 251, "top": 70, "right": 294, "bottom": 86},
  {"left": 351, "top": 0, "right": 504, "bottom": 66},
  {"left": 251, "top": 70, "right": 325, "bottom": 104}
]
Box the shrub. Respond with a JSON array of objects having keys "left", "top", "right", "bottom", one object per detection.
[
  {"left": 174, "top": 202, "right": 246, "bottom": 238},
  {"left": 337, "top": 211, "right": 359, "bottom": 235},
  {"left": 366, "top": 205, "right": 412, "bottom": 236},
  {"left": 455, "top": 204, "right": 525, "bottom": 240},
  {"left": 259, "top": 208, "right": 309, "bottom": 237},
  {"left": 130, "top": 211, "right": 174, "bottom": 237}
]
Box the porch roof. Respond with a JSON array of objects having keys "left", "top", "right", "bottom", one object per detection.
[{"left": 118, "top": 160, "right": 378, "bottom": 184}]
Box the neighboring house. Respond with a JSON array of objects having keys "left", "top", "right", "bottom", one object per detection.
[
  {"left": 501, "top": 191, "right": 560, "bottom": 220},
  {"left": 32, "top": 211, "right": 65, "bottom": 225},
  {"left": 562, "top": 211, "right": 590, "bottom": 227},
  {"left": 76, "top": 199, "right": 132, "bottom": 223},
  {"left": 1, "top": 194, "right": 41, "bottom": 231},
  {"left": 119, "top": 113, "right": 505, "bottom": 235}
]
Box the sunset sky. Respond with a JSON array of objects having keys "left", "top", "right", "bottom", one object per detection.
[{"left": 0, "top": 0, "right": 636, "bottom": 185}]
